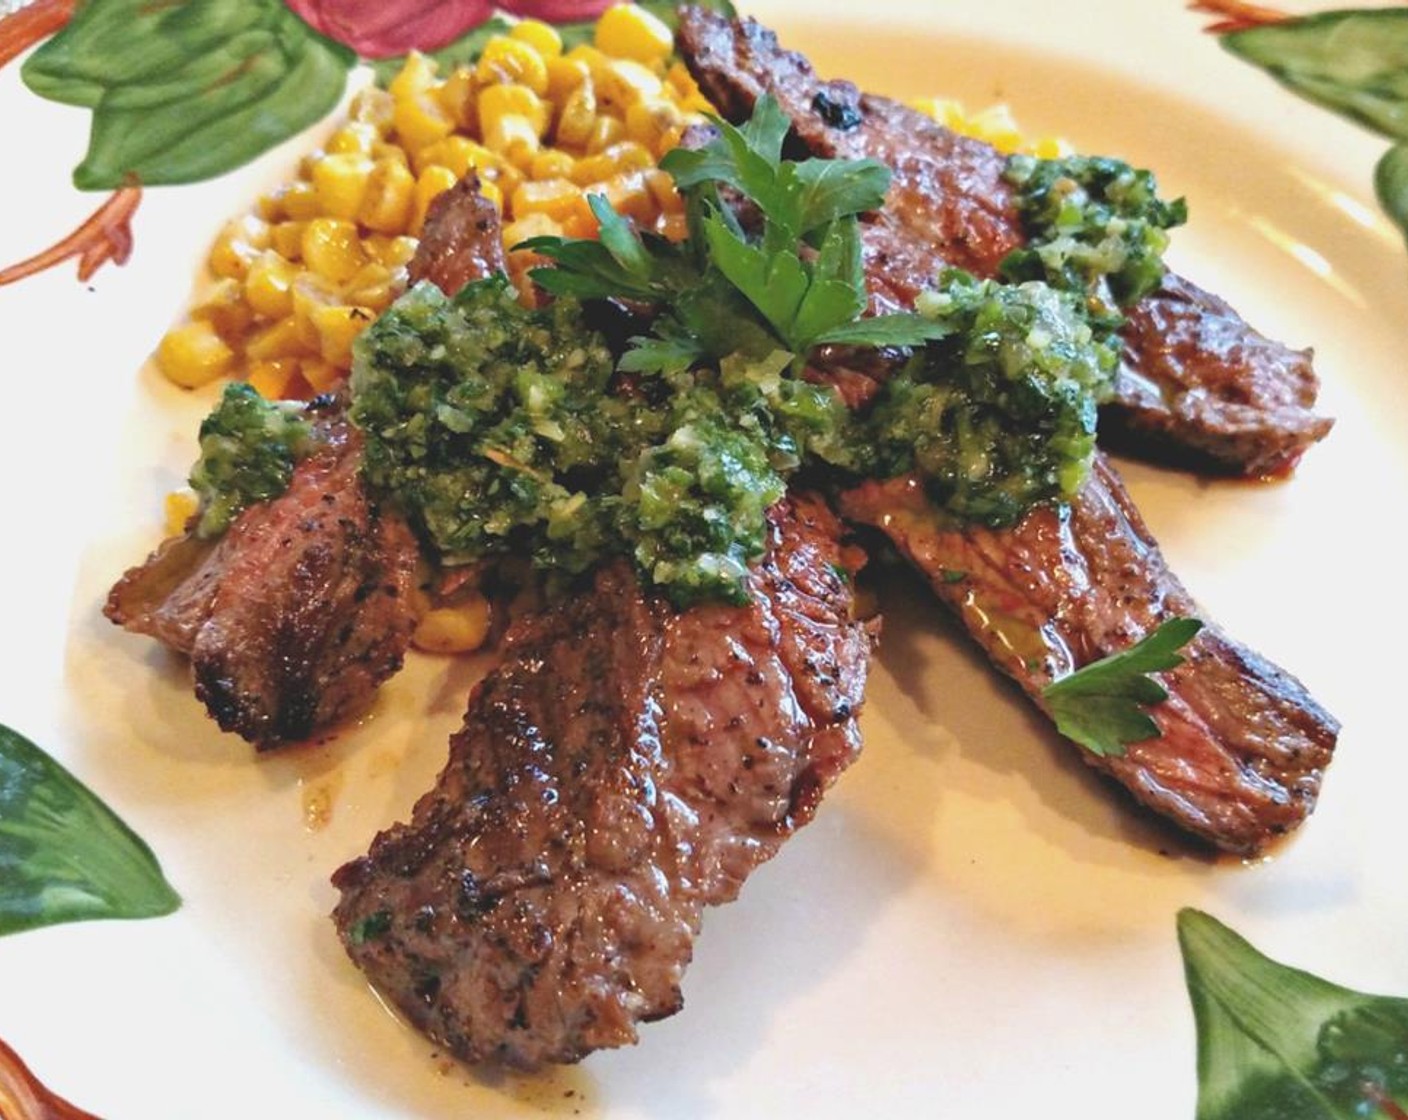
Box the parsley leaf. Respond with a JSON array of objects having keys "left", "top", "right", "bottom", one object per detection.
[
  {"left": 1042, "top": 617, "right": 1203, "bottom": 757},
  {"left": 524, "top": 94, "right": 947, "bottom": 370}
]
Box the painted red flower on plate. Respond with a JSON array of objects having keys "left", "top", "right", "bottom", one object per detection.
[{"left": 285, "top": 0, "right": 615, "bottom": 57}]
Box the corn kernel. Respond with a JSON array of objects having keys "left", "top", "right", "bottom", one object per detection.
[
  {"left": 478, "top": 178, "right": 504, "bottom": 213},
  {"left": 325, "top": 121, "right": 379, "bottom": 156},
  {"left": 595, "top": 4, "right": 674, "bottom": 65},
  {"left": 563, "top": 43, "right": 609, "bottom": 73},
  {"left": 598, "top": 169, "right": 653, "bottom": 223},
  {"left": 290, "top": 272, "right": 342, "bottom": 348},
  {"left": 157, "top": 320, "right": 235, "bottom": 388},
  {"left": 393, "top": 90, "right": 456, "bottom": 152},
  {"left": 555, "top": 83, "right": 597, "bottom": 148},
  {"left": 503, "top": 211, "right": 565, "bottom": 247},
  {"left": 666, "top": 60, "right": 701, "bottom": 98},
  {"left": 164, "top": 489, "right": 199, "bottom": 536},
  {"left": 348, "top": 86, "right": 395, "bottom": 134},
  {"left": 246, "top": 357, "right": 301, "bottom": 399},
  {"left": 511, "top": 177, "right": 588, "bottom": 225},
  {"left": 370, "top": 140, "right": 412, "bottom": 168},
  {"left": 310, "top": 151, "right": 374, "bottom": 220},
  {"left": 967, "top": 104, "right": 1023, "bottom": 154},
  {"left": 412, "top": 595, "right": 491, "bottom": 654},
  {"left": 414, "top": 134, "right": 494, "bottom": 178},
  {"left": 411, "top": 165, "right": 460, "bottom": 235},
  {"left": 595, "top": 58, "right": 664, "bottom": 109},
  {"left": 558, "top": 208, "right": 599, "bottom": 240},
  {"left": 545, "top": 56, "right": 590, "bottom": 102},
  {"left": 357, "top": 156, "right": 416, "bottom": 233},
  {"left": 301, "top": 217, "right": 367, "bottom": 284},
  {"left": 625, "top": 97, "right": 681, "bottom": 149},
  {"left": 643, "top": 167, "right": 683, "bottom": 213},
  {"left": 530, "top": 148, "right": 576, "bottom": 181},
  {"left": 308, "top": 304, "right": 374, "bottom": 368},
  {"left": 510, "top": 18, "right": 562, "bottom": 59},
  {"left": 655, "top": 211, "right": 689, "bottom": 241},
  {"left": 270, "top": 220, "right": 307, "bottom": 260},
  {"left": 476, "top": 36, "right": 549, "bottom": 96},
  {"left": 343, "top": 262, "right": 397, "bottom": 310},
  {"left": 436, "top": 67, "right": 478, "bottom": 131},
  {"left": 1031, "top": 135, "right": 1074, "bottom": 159},
  {"left": 243, "top": 251, "right": 298, "bottom": 319},
  {"left": 269, "top": 179, "right": 322, "bottom": 221},
  {"left": 245, "top": 315, "right": 309, "bottom": 362},
  {"left": 484, "top": 113, "right": 542, "bottom": 168},
  {"left": 585, "top": 115, "right": 626, "bottom": 153},
  {"left": 301, "top": 357, "right": 342, "bottom": 394},
  {"left": 478, "top": 82, "right": 549, "bottom": 139},
  {"left": 365, "top": 234, "right": 419, "bottom": 267},
  {"left": 207, "top": 215, "right": 270, "bottom": 280},
  {"left": 387, "top": 51, "right": 438, "bottom": 100},
  {"left": 190, "top": 277, "right": 254, "bottom": 342}
]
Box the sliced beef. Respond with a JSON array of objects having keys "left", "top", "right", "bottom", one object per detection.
[
  {"left": 1111, "top": 272, "right": 1331, "bottom": 476},
  {"left": 331, "top": 494, "right": 871, "bottom": 1068},
  {"left": 105, "top": 405, "right": 420, "bottom": 747},
  {"left": 104, "top": 173, "right": 517, "bottom": 748},
  {"left": 678, "top": 9, "right": 1339, "bottom": 851},
  {"left": 406, "top": 171, "right": 507, "bottom": 296},
  {"left": 676, "top": 7, "right": 1333, "bottom": 476},
  {"left": 839, "top": 457, "right": 1337, "bottom": 853}
]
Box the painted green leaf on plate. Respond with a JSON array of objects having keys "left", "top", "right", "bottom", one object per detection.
[
  {"left": 1222, "top": 10, "right": 1408, "bottom": 143},
  {"left": 1375, "top": 143, "right": 1408, "bottom": 241},
  {"left": 21, "top": 0, "right": 355, "bottom": 189},
  {"left": 1179, "top": 909, "right": 1408, "bottom": 1119},
  {"left": 0, "top": 723, "right": 180, "bottom": 937}
]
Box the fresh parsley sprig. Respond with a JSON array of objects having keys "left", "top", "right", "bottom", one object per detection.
[
  {"left": 1042, "top": 617, "right": 1203, "bottom": 757},
  {"left": 521, "top": 95, "right": 948, "bottom": 372}
]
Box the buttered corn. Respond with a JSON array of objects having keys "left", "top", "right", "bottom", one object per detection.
[
  {"left": 913, "top": 97, "right": 1073, "bottom": 159},
  {"left": 156, "top": 3, "right": 714, "bottom": 397}
]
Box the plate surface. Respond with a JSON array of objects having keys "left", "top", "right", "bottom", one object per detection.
[{"left": 2, "top": 1, "right": 1405, "bottom": 1116}]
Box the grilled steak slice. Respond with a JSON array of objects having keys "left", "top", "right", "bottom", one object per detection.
[
  {"left": 406, "top": 171, "right": 507, "bottom": 296},
  {"left": 104, "top": 405, "right": 420, "bottom": 747},
  {"left": 331, "top": 494, "right": 870, "bottom": 1068},
  {"left": 839, "top": 456, "right": 1338, "bottom": 853},
  {"left": 676, "top": 7, "right": 1333, "bottom": 476},
  {"left": 1111, "top": 272, "right": 1331, "bottom": 476}
]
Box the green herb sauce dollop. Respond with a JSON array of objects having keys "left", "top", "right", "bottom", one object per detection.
[
  {"left": 189, "top": 381, "right": 314, "bottom": 538},
  {"left": 340, "top": 108, "right": 1190, "bottom": 605}
]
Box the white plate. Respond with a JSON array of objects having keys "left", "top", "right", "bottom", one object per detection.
[{"left": 2, "top": 1, "right": 1404, "bottom": 1116}]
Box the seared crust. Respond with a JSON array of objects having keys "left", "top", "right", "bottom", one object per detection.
[
  {"left": 331, "top": 494, "right": 871, "bottom": 1067},
  {"left": 104, "top": 410, "right": 420, "bottom": 747},
  {"left": 406, "top": 171, "right": 508, "bottom": 297},
  {"left": 839, "top": 457, "right": 1338, "bottom": 853},
  {"left": 676, "top": 6, "right": 1333, "bottom": 476}
]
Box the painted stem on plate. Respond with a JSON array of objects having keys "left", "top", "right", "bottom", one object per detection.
[
  {"left": 0, "top": 178, "right": 141, "bottom": 287},
  {"left": 0, "top": 1038, "right": 104, "bottom": 1120},
  {"left": 0, "top": 0, "right": 74, "bottom": 69},
  {"left": 1188, "top": 0, "right": 1286, "bottom": 33}
]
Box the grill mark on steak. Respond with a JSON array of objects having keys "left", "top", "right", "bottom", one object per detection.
[
  {"left": 331, "top": 494, "right": 871, "bottom": 1068},
  {"left": 104, "top": 405, "right": 420, "bottom": 748},
  {"left": 676, "top": 7, "right": 1333, "bottom": 477},
  {"left": 839, "top": 458, "right": 1337, "bottom": 853}
]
